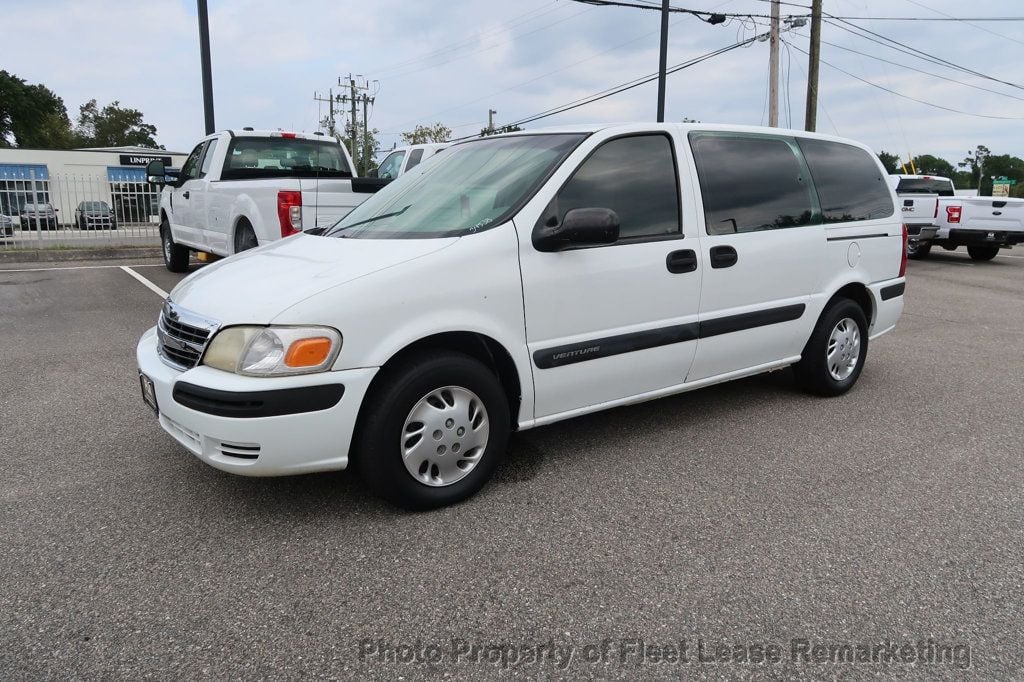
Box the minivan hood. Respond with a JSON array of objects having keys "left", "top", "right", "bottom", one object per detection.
[{"left": 169, "top": 234, "right": 456, "bottom": 323}]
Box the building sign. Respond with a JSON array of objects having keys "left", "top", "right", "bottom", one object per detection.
[{"left": 119, "top": 154, "right": 172, "bottom": 167}]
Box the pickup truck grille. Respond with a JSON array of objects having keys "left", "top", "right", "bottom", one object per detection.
[{"left": 157, "top": 302, "right": 218, "bottom": 370}]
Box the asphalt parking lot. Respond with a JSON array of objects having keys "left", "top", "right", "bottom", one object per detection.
[{"left": 1, "top": 250, "right": 1022, "bottom": 678}]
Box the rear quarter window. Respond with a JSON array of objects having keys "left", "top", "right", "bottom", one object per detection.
[
  {"left": 689, "top": 132, "right": 816, "bottom": 234},
  {"left": 798, "top": 139, "right": 894, "bottom": 222}
]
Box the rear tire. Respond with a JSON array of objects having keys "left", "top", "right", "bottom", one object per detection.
[
  {"left": 794, "top": 298, "right": 869, "bottom": 397},
  {"left": 353, "top": 351, "right": 510, "bottom": 510},
  {"left": 233, "top": 220, "right": 258, "bottom": 254},
  {"left": 906, "top": 240, "right": 931, "bottom": 260},
  {"left": 967, "top": 245, "right": 999, "bottom": 261},
  {"left": 160, "top": 218, "right": 189, "bottom": 273}
]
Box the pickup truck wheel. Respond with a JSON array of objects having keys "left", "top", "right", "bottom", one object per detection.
[
  {"left": 160, "top": 219, "right": 189, "bottom": 273},
  {"left": 906, "top": 241, "right": 931, "bottom": 260},
  {"left": 354, "top": 351, "right": 510, "bottom": 510},
  {"left": 967, "top": 245, "right": 999, "bottom": 261},
  {"left": 794, "top": 298, "right": 868, "bottom": 397},
  {"left": 234, "top": 221, "right": 258, "bottom": 253}
]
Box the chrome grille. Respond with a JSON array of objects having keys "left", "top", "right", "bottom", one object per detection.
[{"left": 156, "top": 301, "right": 219, "bottom": 370}]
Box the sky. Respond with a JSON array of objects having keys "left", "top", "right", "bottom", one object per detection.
[{"left": 3, "top": 0, "right": 1023, "bottom": 166}]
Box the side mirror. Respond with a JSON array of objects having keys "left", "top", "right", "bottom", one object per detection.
[
  {"left": 146, "top": 160, "right": 167, "bottom": 186},
  {"left": 533, "top": 207, "right": 620, "bottom": 252}
]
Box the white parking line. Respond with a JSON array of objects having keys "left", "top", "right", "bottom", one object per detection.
[
  {"left": 0, "top": 263, "right": 165, "bottom": 273},
  {"left": 119, "top": 266, "right": 168, "bottom": 298}
]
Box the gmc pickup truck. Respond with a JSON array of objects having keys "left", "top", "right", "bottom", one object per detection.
[
  {"left": 146, "top": 129, "right": 370, "bottom": 272},
  {"left": 889, "top": 174, "right": 1024, "bottom": 260},
  {"left": 887, "top": 175, "right": 940, "bottom": 259}
]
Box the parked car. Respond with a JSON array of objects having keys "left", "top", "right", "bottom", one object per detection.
[
  {"left": 889, "top": 174, "right": 1024, "bottom": 260},
  {"left": 0, "top": 213, "right": 13, "bottom": 239},
  {"left": 137, "top": 123, "right": 906, "bottom": 509},
  {"left": 75, "top": 201, "right": 117, "bottom": 230},
  {"left": 146, "top": 129, "right": 371, "bottom": 272},
  {"left": 887, "top": 175, "right": 940, "bottom": 259},
  {"left": 19, "top": 203, "right": 59, "bottom": 230},
  {"left": 371, "top": 143, "right": 449, "bottom": 180}
]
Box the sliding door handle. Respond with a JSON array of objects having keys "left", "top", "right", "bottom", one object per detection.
[{"left": 709, "top": 245, "right": 738, "bottom": 269}]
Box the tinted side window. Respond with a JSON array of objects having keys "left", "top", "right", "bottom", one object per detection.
[
  {"left": 406, "top": 148, "right": 425, "bottom": 171},
  {"left": 179, "top": 142, "right": 206, "bottom": 181},
  {"left": 690, "top": 133, "right": 815, "bottom": 234},
  {"left": 799, "top": 139, "right": 894, "bottom": 222},
  {"left": 550, "top": 134, "right": 680, "bottom": 241}
]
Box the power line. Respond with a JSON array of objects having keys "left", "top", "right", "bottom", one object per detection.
[
  {"left": 568, "top": 0, "right": 779, "bottom": 20},
  {"left": 784, "top": 39, "right": 1024, "bottom": 121},
  {"left": 502, "top": 36, "right": 759, "bottom": 130},
  {"left": 792, "top": 31, "right": 1024, "bottom": 103},
  {"left": 825, "top": 15, "right": 1024, "bottom": 22},
  {"left": 824, "top": 18, "right": 1024, "bottom": 92},
  {"left": 901, "top": 0, "right": 1024, "bottom": 47}
]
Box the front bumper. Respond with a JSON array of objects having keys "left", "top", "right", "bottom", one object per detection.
[{"left": 136, "top": 327, "right": 377, "bottom": 476}]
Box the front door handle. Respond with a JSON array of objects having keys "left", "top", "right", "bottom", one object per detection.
[
  {"left": 709, "top": 245, "right": 738, "bottom": 269},
  {"left": 182, "top": 190, "right": 190, "bottom": 200},
  {"left": 666, "top": 249, "right": 697, "bottom": 273}
]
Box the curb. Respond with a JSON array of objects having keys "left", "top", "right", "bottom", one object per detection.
[{"left": 0, "top": 247, "right": 163, "bottom": 264}]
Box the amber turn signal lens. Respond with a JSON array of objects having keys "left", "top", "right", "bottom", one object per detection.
[{"left": 284, "top": 337, "right": 333, "bottom": 367}]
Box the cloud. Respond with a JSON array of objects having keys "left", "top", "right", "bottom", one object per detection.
[{"left": 2, "top": 0, "right": 1021, "bottom": 165}]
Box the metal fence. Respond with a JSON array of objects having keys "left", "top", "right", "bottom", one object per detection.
[{"left": 0, "top": 170, "right": 161, "bottom": 251}]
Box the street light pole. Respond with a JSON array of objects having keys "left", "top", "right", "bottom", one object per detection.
[
  {"left": 197, "top": 0, "right": 215, "bottom": 134},
  {"left": 656, "top": 0, "right": 670, "bottom": 122}
]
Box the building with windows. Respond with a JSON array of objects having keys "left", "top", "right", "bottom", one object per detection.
[{"left": 0, "top": 146, "right": 187, "bottom": 225}]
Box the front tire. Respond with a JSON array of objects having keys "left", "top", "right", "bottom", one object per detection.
[
  {"left": 794, "top": 298, "right": 869, "bottom": 397},
  {"left": 354, "top": 351, "right": 510, "bottom": 510},
  {"left": 160, "top": 218, "right": 189, "bottom": 273},
  {"left": 967, "top": 245, "right": 999, "bottom": 261}
]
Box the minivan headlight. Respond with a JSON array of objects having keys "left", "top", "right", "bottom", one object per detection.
[{"left": 203, "top": 326, "right": 342, "bottom": 376}]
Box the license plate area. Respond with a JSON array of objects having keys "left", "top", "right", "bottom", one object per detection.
[{"left": 139, "top": 372, "right": 158, "bottom": 415}]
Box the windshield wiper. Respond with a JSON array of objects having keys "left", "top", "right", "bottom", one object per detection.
[{"left": 330, "top": 204, "right": 411, "bottom": 234}]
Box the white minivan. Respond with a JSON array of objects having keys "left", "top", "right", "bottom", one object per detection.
[{"left": 137, "top": 123, "right": 906, "bottom": 509}]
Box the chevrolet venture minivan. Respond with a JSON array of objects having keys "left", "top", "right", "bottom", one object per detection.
[{"left": 137, "top": 123, "right": 907, "bottom": 509}]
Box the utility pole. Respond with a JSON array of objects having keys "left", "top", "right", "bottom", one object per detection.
[
  {"left": 313, "top": 89, "right": 341, "bottom": 136},
  {"left": 656, "top": 0, "right": 670, "bottom": 122},
  {"left": 196, "top": 0, "right": 215, "bottom": 134},
  {"left": 362, "top": 93, "right": 375, "bottom": 175},
  {"left": 804, "top": 0, "right": 822, "bottom": 131},
  {"left": 768, "top": 0, "right": 780, "bottom": 127},
  {"left": 488, "top": 109, "right": 497, "bottom": 133},
  {"left": 347, "top": 76, "right": 358, "bottom": 171}
]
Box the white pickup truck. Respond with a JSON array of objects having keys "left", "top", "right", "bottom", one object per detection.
[
  {"left": 889, "top": 174, "right": 1024, "bottom": 260},
  {"left": 146, "top": 129, "right": 372, "bottom": 272},
  {"left": 887, "top": 175, "right": 940, "bottom": 259}
]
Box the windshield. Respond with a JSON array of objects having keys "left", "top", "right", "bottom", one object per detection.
[
  {"left": 897, "top": 178, "right": 955, "bottom": 197},
  {"left": 324, "top": 133, "right": 585, "bottom": 239},
  {"left": 82, "top": 202, "right": 109, "bottom": 212}
]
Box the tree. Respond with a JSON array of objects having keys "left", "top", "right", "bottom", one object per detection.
[
  {"left": 980, "top": 154, "right": 1024, "bottom": 197},
  {"left": 912, "top": 154, "right": 955, "bottom": 178},
  {"left": 340, "top": 121, "right": 381, "bottom": 176},
  {"left": 0, "top": 71, "right": 73, "bottom": 149},
  {"left": 877, "top": 151, "right": 901, "bottom": 174},
  {"left": 74, "top": 99, "right": 161, "bottom": 148},
  {"left": 401, "top": 122, "right": 451, "bottom": 145},
  {"left": 959, "top": 144, "right": 990, "bottom": 191}
]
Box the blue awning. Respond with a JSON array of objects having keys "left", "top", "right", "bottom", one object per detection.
[
  {"left": 0, "top": 163, "right": 50, "bottom": 181},
  {"left": 107, "top": 166, "right": 147, "bottom": 182}
]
